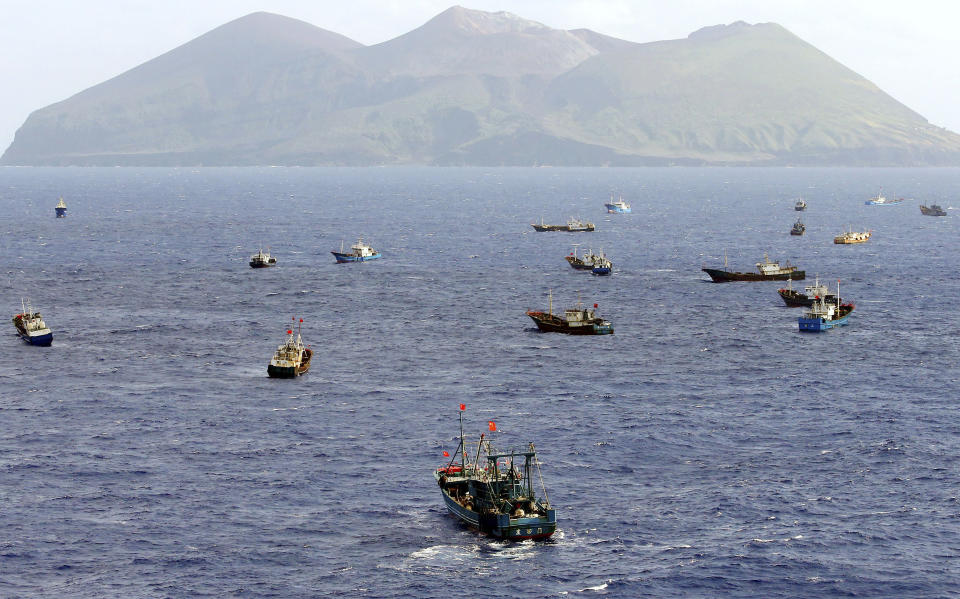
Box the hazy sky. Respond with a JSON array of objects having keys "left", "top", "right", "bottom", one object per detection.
[{"left": 2, "top": 0, "right": 958, "bottom": 152}]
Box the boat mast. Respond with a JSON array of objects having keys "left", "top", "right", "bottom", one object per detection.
[
  {"left": 459, "top": 408, "right": 465, "bottom": 473},
  {"left": 474, "top": 433, "right": 485, "bottom": 474},
  {"left": 532, "top": 443, "right": 550, "bottom": 507},
  {"left": 548, "top": 289, "right": 553, "bottom": 317}
]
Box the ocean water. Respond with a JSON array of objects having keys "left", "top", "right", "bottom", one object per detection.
[{"left": 1, "top": 166, "right": 959, "bottom": 598}]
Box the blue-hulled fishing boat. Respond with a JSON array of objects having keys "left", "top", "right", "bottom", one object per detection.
[
  {"left": 604, "top": 195, "right": 631, "bottom": 213},
  {"left": 55, "top": 197, "right": 67, "bottom": 218},
  {"left": 435, "top": 407, "right": 557, "bottom": 540},
  {"left": 865, "top": 188, "right": 903, "bottom": 205},
  {"left": 332, "top": 238, "right": 381, "bottom": 263},
  {"left": 798, "top": 282, "right": 853, "bottom": 332},
  {"left": 12, "top": 299, "right": 53, "bottom": 346},
  {"left": 591, "top": 251, "right": 612, "bottom": 276}
]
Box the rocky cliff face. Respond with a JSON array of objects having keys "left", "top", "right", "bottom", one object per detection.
[{"left": 5, "top": 8, "right": 960, "bottom": 166}]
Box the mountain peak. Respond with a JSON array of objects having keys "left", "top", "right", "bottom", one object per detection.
[
  {"left": 207, "top": 11, "right": 363, "bottom": 51},
  {"left": 688, "top": 21, "right": 787, "bottom": 41},
  {"left": 428, "top": 6, "right": 550, "bottom": 36}
]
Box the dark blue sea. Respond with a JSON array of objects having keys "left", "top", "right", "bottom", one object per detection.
[{"left": 2, "top": 167, "right": 959, "bottom": 598}]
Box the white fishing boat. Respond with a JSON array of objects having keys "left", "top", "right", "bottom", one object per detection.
[{"left": 12, "top": 299, "right": 53, "bottom": 346}]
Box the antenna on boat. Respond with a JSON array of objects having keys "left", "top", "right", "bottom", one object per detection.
[{"left": 548, "top": 289, "right": 553, "bottom": 316}]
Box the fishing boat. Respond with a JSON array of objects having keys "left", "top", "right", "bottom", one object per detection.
[
  {"left": 865, "top": 189, "right": 902, "bottom": 205},
  {"left": 249, "top": 247, "right": 277, "bottom": 268},
  {"left": 591, "top": 251, "right": 612, "bottom": 276},
  {"left": 564, "top": 244, "right": 598, "bottom": 270},
  {"left": 435, "top": 407, "right": 557, "bottom": 540},
  {"left": 55, "top": 197, "right": 67, "bottom": 218},
  {"left": 331, "top": 238, "right": 381, "bottom": 263},
  {"left": 798, "top": 283, "right": 854, "bottom": 331},
  {"left": 794, "top": 197, "right": 806, "bottom": 211},
  {"left": 790, "top": 218, "right": 805, "bottom": 236},
  {"left": 778, "top": 275, "right": 840, "bottom": 308},
  {"left": 702, "top": 253, "right": 804, "bottom": 282},
  {"left": 267, "top": 319, "right": 312, "bottom": 378},
  {"left": 920, "top": 204, "right": 947, "bottom": 216},
  {"left": 833, "top": 229, "right": 872, "bottom": 244},
  {"left": 526, "top": 291, "right": 613, "bottom": 334},
  {"left": 531, "top": 217, "right": 595, "bottom": 232},
  {"left": 12, "top": 299, "right": 53, "bottom": 346},
  {"left": 604, "top": 195, "right": 631, "bottom": 213}
]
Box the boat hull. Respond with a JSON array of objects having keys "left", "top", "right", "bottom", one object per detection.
[
  {"left": 532, "top": 224, "right": 595, "bottom": 232},
  {"left": 527, "top": 312, "right": 613, "bottom": 335},
  {"left": 604, "top": 204, "right": 631, "bottom": 213},
  {"left": 798, "top": 305, "right": 854, "bottom": 332},
  {"left": 17, "top": 330, "right": 53, "bottom": 346},
  {"left": 703, "top": 268, "right": 805, "bottom": 282},
  {"left": 268, "top": 348, "right": 312, "bottom": 377},
  {"left": 249, "top": 259, "right": 277, "bottom": 268},
  {"left": 55, "top": 208, "right": 66, "bottom": 218},
  {"left": 332, "top": 252, "right": 381, "bottom": 263},
  {"left": 798, "top": 314, "right": 850, "bottom": 331},
  {"left": 591, "top": 267, "right": 611, "bottom": 276},
  {"left": 865, "top": 200, "right": 902, "bottom": 205},
  {"left": 778, "top": 289, "right": 839, "bottom": 308},
  {"left": 920, "top": 206, "right": 946, "bottom": 216},
  {"left": 437, "top": 485, "right": 556, "bottom": 540}
]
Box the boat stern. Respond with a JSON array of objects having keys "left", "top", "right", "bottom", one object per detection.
[{"left": 26, "top": 331, "right": 53, "bottom": 346}]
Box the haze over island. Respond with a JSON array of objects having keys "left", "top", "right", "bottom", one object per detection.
[{"left": 4, "top": 6, "right": 960, "bottom": 167}]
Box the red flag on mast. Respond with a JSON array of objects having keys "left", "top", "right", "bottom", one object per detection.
[
  {"left": 488, "top": 421, "right": 497, "bottom": 432},
  {"left": 459, "top": 403, "right": 466, "bottom": 411},
  {"left": 286, "top": 330, "right": 292, "bottom": 334},
  {"left": 442, "top": 450, "right": 449, "bottom": 457}
]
